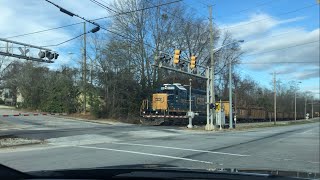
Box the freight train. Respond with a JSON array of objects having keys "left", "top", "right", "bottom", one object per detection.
[
  {"left": 218, "top": 101, "right": 305, "bottom": 123},
  {"left": 140, "top": 83, "right": 305, "bottom": 125}
]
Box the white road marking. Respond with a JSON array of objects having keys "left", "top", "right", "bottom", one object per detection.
[
  {"left": 76, "top": 145, "right": 215, "bottom": 164},
  {"left": 308, "top": 161, "right": 320, "bottom": 164},
  {"left": 300, "top": 129, "right": 314, "bottom": 134},
  {"left": 107, "top": 142, "right": 250, "bottom": 157}
]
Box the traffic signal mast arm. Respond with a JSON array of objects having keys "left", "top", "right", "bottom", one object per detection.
[{"left": 152, "top": 64, "right": 208, "bottom": 79}]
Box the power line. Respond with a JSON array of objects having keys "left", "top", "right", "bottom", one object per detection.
[
  {"left": 89, "top": 0, "right": 117, "bottom": 13},
  {"left": 42, "top": 0, "right": 182, "bottom": 49},
  {"left": 4, "top": 0, "right": 182, "bottom": 39},
  {"left": 221, "top": 3, "right": 318, "bottom": 31},
  {"left": 243, "top": 40, "right": 319, "bottom": 57},
  {"left": 4, "top": 22, "right": 83, "bottom": 39},
  {"left": 145, "top": 0, "right": 185, "bottom": 22},
  {"left": 41, "top": 33, "right": 86, "bottom": 47},
  {"left": 196, "top": 0, "right": 213, "bottom": 6},
  {"left": 8, "top": 1, "right": 313, "bottom": 44},
  {"left": 240, "top": 61, "right": 319, "bottom": 64},
  {"left": 100, "top": 25, "right": 156, "bottom": 49},
  {"left": 92, "top": 0, "right": 183, "bottom": 21},
  {"left": 215, "top": 0, "right": 277, "bottom": 20},
  {"left": 44, "top": 0, "right": 100, "bottom": 27},
  {"left": 183, "top": 0, "right": 211, "bottom": 19},
  {"left": 41, "top": 0, "right": 181, "bottom": 49}
]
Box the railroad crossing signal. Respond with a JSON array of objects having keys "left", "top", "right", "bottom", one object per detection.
[
  {"left": 38, "top": 51, "right": 59, "bottom": 60},
  {"left": 0, "top": 38, "right": 57, "bottom": 63},
  {"left": 173, "top": 49, "right": 181, "bottom": 64},
  {"left": 190, "top": 55, "right": 197, "bottom": 69}
]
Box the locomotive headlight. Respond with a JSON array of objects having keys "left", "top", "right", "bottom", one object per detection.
[
  {"left": 155, "top": 111, "right": 158, "bottom": 114},
  {"left": 143, "top": 111, "right": 146, "bottom": 114}
]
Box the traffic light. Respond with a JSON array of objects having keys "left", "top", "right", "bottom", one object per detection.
[
  {"left": 38, "top": 51, "right": 59, "bottom": 60},
  {"left": 157, "top": 54, "right": 166, "bottom": 61},
  {"left": 215, "top": 103, "right": 220, "bottom": 111},
  {"left": 38, "top": 51, "right": 45, "bottom": 58},
  {"left": 190, "top": 55, "right": 197, "bottom": 69},
  {"left": 46, "top": 51, "right": 54, "bottom": 60},
  {"left": 173, "top": 49, "right": 181, "bottom": 64}
]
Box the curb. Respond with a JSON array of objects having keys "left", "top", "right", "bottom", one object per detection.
[{"left": 0, "top": 113, "right": 68, "bottom": 117}]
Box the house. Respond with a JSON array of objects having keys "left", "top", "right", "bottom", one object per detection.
[{"left": 0, "top": 88, "right": 23, "bottom": 106}]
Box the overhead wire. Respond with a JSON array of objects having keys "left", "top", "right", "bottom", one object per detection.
[
  {"left": 92, "top": 0, "right": 183, "bottom": 21},
  {"left": 89, "top": 0, "right": 118, "bottom": 13},
  {"left": 8, "top": 1, "right": 315, "bottom": 40},
  {"left": 6, "top": 0, "right": 317, "bottom": 57},
  {"left": 240, "top": 61, "right": 319, "bottom": 64},
  {"left": 43, "top": 0, "right": 158, "bottom": 49},
  {"left": 4, "top": 22, "right": 83, "bottom": 39},
  {"left": 41, "top": 32, "right": 87, "bottom": 47},
  {"left": 5, "top": 0, "right": 181, "bottom": 40},
  {"left": 44, "top": 0, "right": 99, "bottom": 27},
  {"left": 215, "top": 0, "right": 277, "bottom": 20},
  {"left": 145, "top": 0, "right": 183, "bottom": 21}
]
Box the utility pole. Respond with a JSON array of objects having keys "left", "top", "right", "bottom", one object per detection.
[
  {"left": 187, "top": 79, "right": 193, "bottom": 128},
  {"left": 206, "top": 68, "right": 210, "bottom": 130},
  {"left": 312, "top": 97, "right": 314, "bottom": 118},
  {"left": 229, "top": 55, "right": 233, "bottom": 129},
  {"left": 208, "top": 5, "right": 215, "bottom": 130},
  {"left": 273, "top": 72, "right": 276, "bottom": 125},
  {"left": 305, "top": 97, "right": 307, "bottom": 119},
  {"left": 90, "top": 58, "right": 93, "bottom": 84},
  {"left": 294, "top": 81, "right": 301, "bottom": 120},
  {"left": 234, "top": 90, "right": 237, "bottom": 125},
  {"left": 153, "top": 0, "right": 161, "bottom": 87},
  {"left": 83, "top": 22, "right": 87, "bottom": 114},
  {"left": 295, "top": 90, "right": 297, "bottom": 121}
]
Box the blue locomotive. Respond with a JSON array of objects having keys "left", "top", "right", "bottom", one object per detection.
[{"left": 140, "top": 83, "right": 206, "bottom": 124}]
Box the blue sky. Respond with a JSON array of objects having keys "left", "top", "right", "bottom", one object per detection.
[
  {"left": 0, "top": 0, "right": 319, "bottom": 98},
  {"left": 185, "top": 0, "right": 319, "bottom": 97}
]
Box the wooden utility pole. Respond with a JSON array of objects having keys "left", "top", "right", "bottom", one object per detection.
[
  {"left": 83, "top": 22, "right": 87, "bottom": 114},
  {"left": 273, "top": 72, "right": 276, "bottom": 125},
  {"left": 209, "top": 5, "right": 215, "bottom": 130}
]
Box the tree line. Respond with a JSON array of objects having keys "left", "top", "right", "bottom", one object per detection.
[{"left": 0, "top": 0, "right": 318, "bottom": 118}]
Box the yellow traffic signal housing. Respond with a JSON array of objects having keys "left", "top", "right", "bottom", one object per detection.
[
  {"left": 215, "top": 103, "right": 220, "bottom": 112},
  {"left": 190, "top": 55, "right": 197, "bottom": 69},
  {"left": 173, "top": 49, "right": 181, "bottom": 64}
]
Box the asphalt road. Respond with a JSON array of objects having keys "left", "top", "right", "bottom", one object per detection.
[{"left": 0, "top": 114, "right": 319, "bottom": 174}]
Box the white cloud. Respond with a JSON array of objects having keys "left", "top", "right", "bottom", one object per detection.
[
  {"left": 293, "top": 69, "right": 319, "bottom": 80},
  {"left": 219, "top": 13, "right": 319, "bottom": 81},
  {"left": 220, "top": 13, "right": 305, "bottom": 40},
  {"left": 241, "top": 28, "right": 320, "bottom": 76},
  {"left": 220, "top": 11, "right": 319, "bottom": 95}
]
